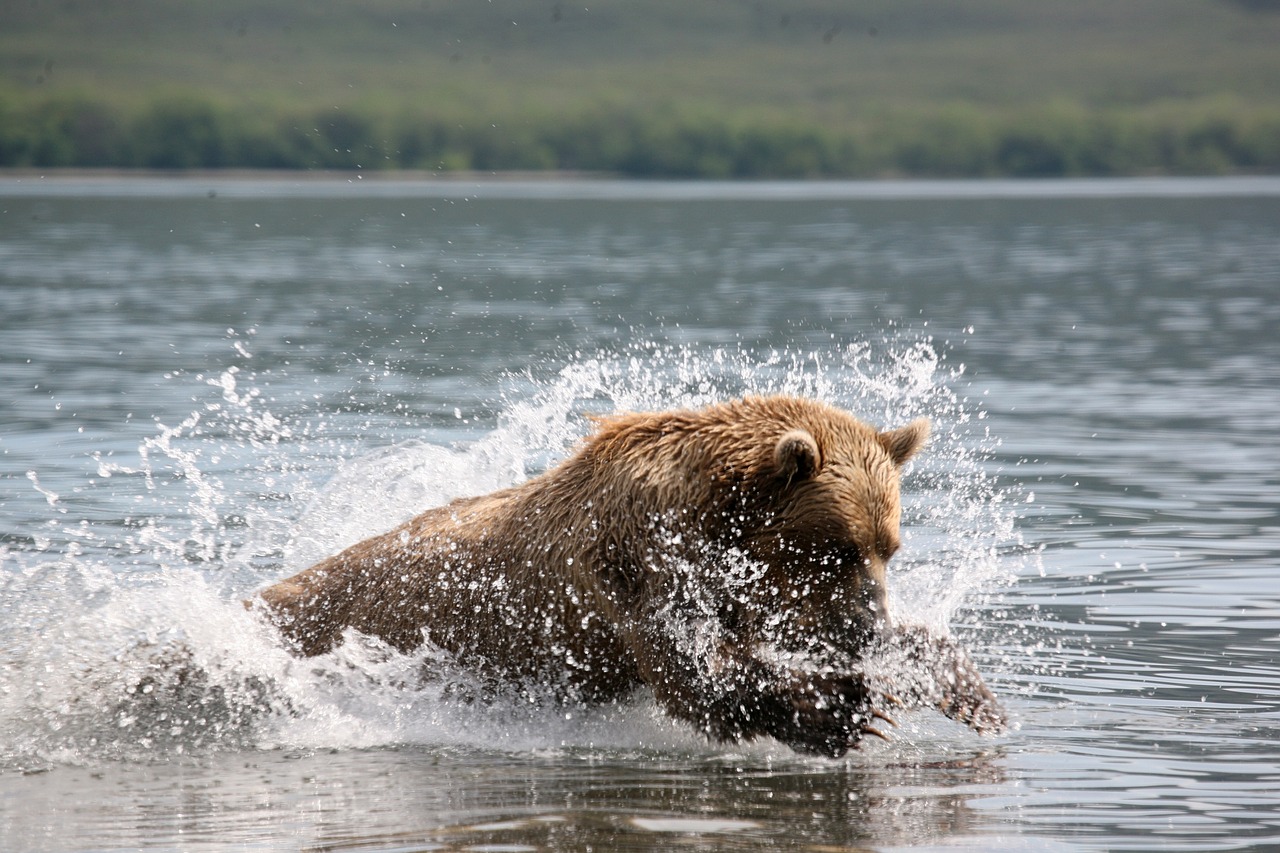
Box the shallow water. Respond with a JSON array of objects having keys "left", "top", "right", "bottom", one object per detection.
[{"left": 2, "top": 177, "right": 1279, "bottom": 851}]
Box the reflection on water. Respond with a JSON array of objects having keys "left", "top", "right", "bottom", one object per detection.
[
  {"left": 2, "top": 178, "right": 1279, "bottom": 852},
  {"left": 7, "top": 747, "right": 1011, "bottom": 851}
]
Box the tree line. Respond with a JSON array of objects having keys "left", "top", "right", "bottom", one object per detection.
[{"left": 3, "top": 93, "right": 1277, "bottom": 178}]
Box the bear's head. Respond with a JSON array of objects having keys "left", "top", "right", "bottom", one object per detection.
[{"left": 726, "top": 405, "right": 930, "bottom": 655}]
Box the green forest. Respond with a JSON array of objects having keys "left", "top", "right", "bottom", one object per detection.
[{"left": 3, "top": 0, "right": 1279, "bottom": 178}]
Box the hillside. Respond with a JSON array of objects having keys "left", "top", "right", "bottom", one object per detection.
[{"left": 3, "top": 0, "right": 1278, "bottom": 176}]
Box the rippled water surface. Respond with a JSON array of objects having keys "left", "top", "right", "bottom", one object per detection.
[{"left": 2, "top": 177, "right": 1279, "bottom": 852}]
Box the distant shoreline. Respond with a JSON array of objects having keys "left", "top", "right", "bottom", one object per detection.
[
  {"left": 7, "top": 2, "right": 1277, "bottom": 180},
  {"left": 5, "top": 171, "right": 1280, "bottom": 201}
]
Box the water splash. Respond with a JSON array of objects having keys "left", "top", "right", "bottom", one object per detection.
[{"left": 0, "top": 337, "right": 1026, "bottom": 769}]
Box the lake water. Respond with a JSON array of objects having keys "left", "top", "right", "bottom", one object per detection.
[{"left": 2, "top": 176, "right": 1279, "bottom": 852}]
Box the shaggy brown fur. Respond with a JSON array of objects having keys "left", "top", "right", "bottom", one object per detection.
[{"left": 257, "top": 396, "right": 1004, "bottom": 756}]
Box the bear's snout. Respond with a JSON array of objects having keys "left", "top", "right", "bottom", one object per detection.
[{"left": 857, "top": 553, "right": 893, "bottom": 628}]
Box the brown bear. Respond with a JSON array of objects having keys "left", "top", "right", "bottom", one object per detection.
[{"left": 256, "top": 395, "right": 1004, "bottom": 756}]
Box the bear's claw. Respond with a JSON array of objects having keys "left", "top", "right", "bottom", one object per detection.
[
  {"left": 870, "top": 708, "right": 898, "bottom": 728},
  {"left": 861, "top": 724, "right": 892, "bottom": 742}
]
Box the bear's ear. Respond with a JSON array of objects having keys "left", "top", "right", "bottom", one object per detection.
[
  {"left": 774, "top": 429, "right": 821, "bottom": 482},
  {"left": 879, "top": 418, "right": 930, "bottom": 466}
]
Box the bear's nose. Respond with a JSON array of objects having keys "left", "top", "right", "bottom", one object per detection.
[
  {"left": 864, "top": 578, "right": 892, "bottom": 630},
  {"left": 860, "top": 559, "right": 893, "bottom": 632}
]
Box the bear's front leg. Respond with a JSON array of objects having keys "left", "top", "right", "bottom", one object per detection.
[
  {"left": 733, "top": 665, "right": 897, "bottom": 757},
  {"left": 628, "top": 621, "right": 893, "bottom": 757},
  {"left": 871, "top": 625, "right": 1007, "bottom": 735}
]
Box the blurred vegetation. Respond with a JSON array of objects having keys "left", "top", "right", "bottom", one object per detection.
[{"left": 2, "top": 0, "right": 1278, "bottom": 177}]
